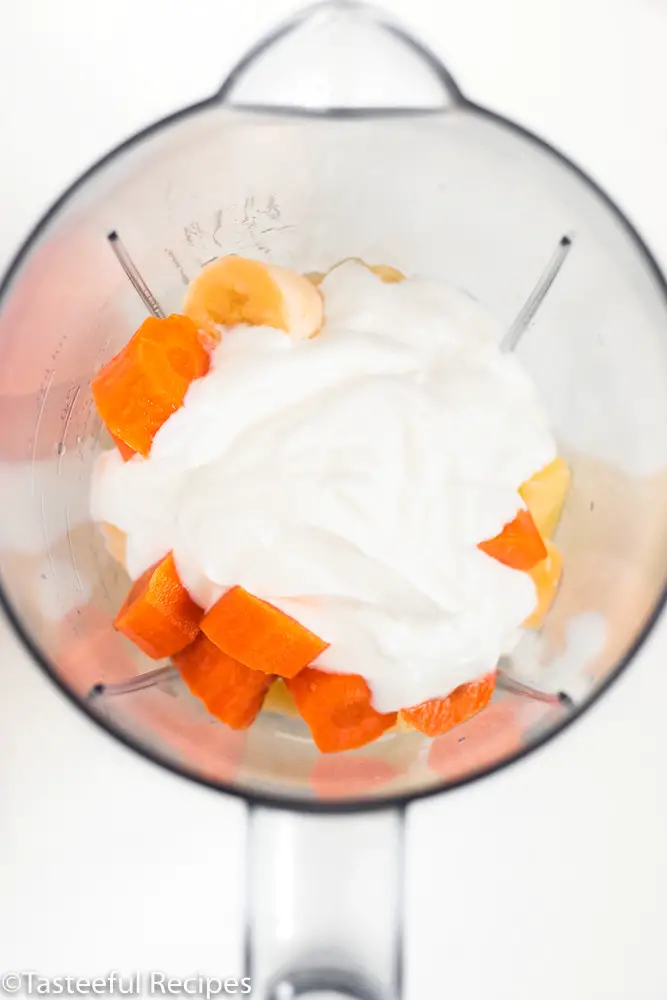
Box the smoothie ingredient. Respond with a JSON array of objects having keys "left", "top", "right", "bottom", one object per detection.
[
  {"left": 399, "top": 672, "right": 497, "bottom": 737},
  {"left": 93, "top": 256, "right": 567, "bottom": 753},
  {"left": 174, "top": 633, "right": 272, "bottom": 730},
  {"left": 519, "top": 456, "right": 571, "bottom": 538},
  {"left": 93, "top": 261, "right": 554, "bottom": 713},
  {"left": 91, "top": 314, "right": 210, "bottom": 457},
  {"left": 114, "top": 551, "right": 203, "bottom": 658},
  {"left": 110, "top": 432, "right": 136, "bottom": 462},
  {"left": 524, "top": 540, "right": 563, "bottom": 629},
  {"left": 201, "top": 585, "right": 329, "bottom": 678},
  {"left": 100, "top": 521, "right": 128, "bottom": 566},
  {"left": 305, "top": 258, "right": 406, "bottom": 287},
  {"left": 477, "top": 509, "right": 547, "bottom": 571},
  {"left": 287, "top": 667, "right": 398, "bottom": 753},
  {"left": 263, "top": 678, "right": 300, "bottom": 716},
  {"left": 183, "top": 255, "right": 324, "bottom": 341}
]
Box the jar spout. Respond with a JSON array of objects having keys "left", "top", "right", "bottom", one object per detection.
[{"left": 217, "top": 0, "right": 463, "bottom": 112}]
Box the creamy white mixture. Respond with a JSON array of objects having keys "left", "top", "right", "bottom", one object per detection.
[{"left": 92, "top": 262, "right": 556, "bottom": 713}]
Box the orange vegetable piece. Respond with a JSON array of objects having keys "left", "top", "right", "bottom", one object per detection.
[
  {"left": 91, "top": 314, "right": 210, "bottom": 457},
  {"left": 519, "top": 456, "right": 571, "bottom": 538},
  {"left": 400, "top": 672, "right": 497, "bottom": 738},
  {"left": 524, "top": 539, "right": 563, "bottom": 629},
  {"left": 110, "top": 432, "right": 136, "bottom": 462},
  {"left": 183, "top": 255, "right": 323, "bottom": 341},
  {"left": 287, "top": 668, "right": 397, "bottom": 753},
  {"left": 478, "top": 508, "right": 547, "bottom": 571},
  {"left": 114, "top": 552, "right": 203, "bottom": 659},
  {"left": 174, "top": 633, "right": 272, "bottom": 730},
  {"left": 201, "top": 586, "right": 328, "bottom": 679}
]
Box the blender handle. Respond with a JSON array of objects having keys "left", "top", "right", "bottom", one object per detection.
[
  {"left": 216, "top": 0, "right": 464, "bottom": 111},
  {"left": 244, "top": 803, "right": 406, "bottom": 999}
]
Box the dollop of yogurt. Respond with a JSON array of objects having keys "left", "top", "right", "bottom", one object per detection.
[{"left": 92, "top": 262, "right": 556, "bottom": 713}]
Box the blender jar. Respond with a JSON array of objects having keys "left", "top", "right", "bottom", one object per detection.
[{"left": 1, "top": 2, "right": 667, "bottom": 997}]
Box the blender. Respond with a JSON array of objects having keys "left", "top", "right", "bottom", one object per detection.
[{"left": 1, "top": 2, "right": 667, "bottom": 997}]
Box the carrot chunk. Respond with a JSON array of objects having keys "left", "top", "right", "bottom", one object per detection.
[
  {"left": 91, "top": 314, "right": 210, "bottom": 457},
  {"left": 110, "top": 432, "right": 136, "bottom": 462},
  {"left": 478, "top": 508, "right": 547, "bottom": 571},
  {"left": 114, "top": 552, "right": 203, "bottom": 659},
  {"left": 201, "top": 586, "right": 328, "bottom": 679},
  {"left": 174, "top": 633, "right": 272, "bottom": 730},
  {"left": 287, "top": 668, "right": 397, "bottom": 753},
  {"left": 400, "top": 672, "right": 497, "bottom": 738}
]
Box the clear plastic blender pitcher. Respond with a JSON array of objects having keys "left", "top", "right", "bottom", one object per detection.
[{"left": 1, "top": 2, "right": 667, "bottom": 997}]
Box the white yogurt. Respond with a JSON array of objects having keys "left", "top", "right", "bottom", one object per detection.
[{"left": 92, "top": 262, "right": 556, "bottom": 713}]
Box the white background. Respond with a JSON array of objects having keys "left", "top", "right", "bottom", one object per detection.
[{"left": 1, "top": 1, "right": 667, "bottom": 997}]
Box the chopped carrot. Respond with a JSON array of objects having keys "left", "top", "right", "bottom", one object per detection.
[
  {"left": 287, "top": 668, "right": 397, "bottom": 753},
  {"left": 114, "top": 552, "right": 203, "bottom": 659},
  {"left": 201, "top": 586, "right": 328, "bottom": 679},
  {"left": 174, "top": 633, "right": 272, "bottom": 730},
  {"left": 478, "top": 508, "right": 547, "bottom": 571},
  {"left": 400, "top": 672, "right": 497, "bottom": 738},
  {"left": 110, "top": 432, "right": 136, "bottom": 462},
  {"left": 91, "top": 314, "right": 210, "bottom": 457},
  {"left": 524, "top": 539, "right": 563, "bottom": 629}
]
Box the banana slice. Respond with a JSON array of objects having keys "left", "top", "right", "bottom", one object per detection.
[
  {"left": 305, "top": 257, "right": 405, "bottom": 288},
  {"left": 184, "top": 255, "right": 324, "bottom": 342}
]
